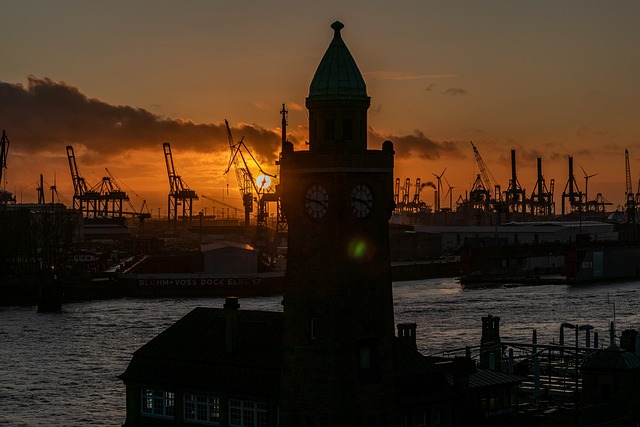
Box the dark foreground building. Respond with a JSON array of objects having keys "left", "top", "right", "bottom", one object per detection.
[{"left": 120, "top": 22, "right": 522, "bottom": 427}]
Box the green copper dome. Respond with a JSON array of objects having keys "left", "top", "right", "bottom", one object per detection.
[{"left": 308, "top": 22, "right": 368, "bottom": 100}]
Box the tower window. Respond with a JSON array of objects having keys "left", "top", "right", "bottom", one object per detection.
[
  {"left": 360, "top": 346, "right": 371, "bottom": 369},
  {"left": 358, "top": 339, "right": 379, "bottom": 383},
  {"left": 324, "top": 119, "right": 335, "bottom": 140},
  {"left": 342, "top": 118, "right": 353, "bottom": 140}
]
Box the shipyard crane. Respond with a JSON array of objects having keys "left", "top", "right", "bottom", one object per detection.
[
  {"left": 0, "top": 130, "right": 16, "bottom": 204},
  {"left": 470, "top": 141, "right": 501, "bottom": 202},
  {"left": 66, "top": 145, "right": 88, "bottom": 210},
  {"left": 66, "top": 145, "right": 103, "bottom": 216},
  {"left": 224, "top": 119, "right": 277, "bottom": 249},
  {"left": 503, "top": 149, "right": 527, "bottom": 218},
  {"left": 469, "top": 173, "right": 491, "bottom": 211},
  {"left": 625, "top": 149, "right": 635, "bottom": 224},
  {"left": 0, "top": 130, "right": 9, "bottom": 188},
  {"left": 163, "top": 142, "right": 198, "bottom": 223},
  {"left": 105, "top": 168, "right": 151, "bottom": 227},
  {"left": 401, "top": 178, "right": 411, "bottom": 211},
  {"left": 411, "top": 178, "right": 423, "bottom": 211},
  {"left": 394, "top": 178, "right": 401, "bottom": 208},
  {"left": 561, "top": 156, "right": 582, "bottom": 218},
  {"left": 224, "top": 119, "right": 276, "bottom": 227},
  {"left": 225, "top": 119, "right": 253, "bottom": 226},
  {"left": 529, "top": 156, "right": 554, "bottom": 218}
]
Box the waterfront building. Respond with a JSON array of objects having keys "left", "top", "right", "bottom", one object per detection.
[{"left": 120, "top": 21, "right": 523, "bottom": 426}]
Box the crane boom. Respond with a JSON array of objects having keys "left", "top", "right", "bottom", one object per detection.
[
  {"left": 163, "top": 142, "right": 198, "bottom": 222},
  {"left": 470, "top": 141, "right": 498, "bottom": 193},
  {"left": 0, "top": 130, "right": 9, "bottom": 187},
  {"left": 201, "top": 195, "right": 242, "bottom": 212},
  {"left": 625, "top": 149, "right": 633, "bottom": 196}
]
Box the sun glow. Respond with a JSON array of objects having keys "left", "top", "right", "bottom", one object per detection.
[{"left": 256, "top": 174, "right": 272, "bottom": 191}]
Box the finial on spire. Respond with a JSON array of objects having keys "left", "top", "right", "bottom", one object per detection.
[{"left": 331, "top": 21, "right": 344, "bottom": 35}]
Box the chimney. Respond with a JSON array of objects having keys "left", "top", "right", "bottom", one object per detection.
[
  {"left": 224, "top": 296, "right": 240, "bottom": 353},
  {"left": 480, "top": 315, "right": 502, "bottom": 370},
  {"left": 620, "top": 329, "right": 638, "bottom": 354},
  {"left": 397, "top": 322, "right": 417, "bottom": 350}
]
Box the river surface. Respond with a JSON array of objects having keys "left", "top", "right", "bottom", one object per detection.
[{"left": 1, "top": 277, "right": 639, "bottom": 426}]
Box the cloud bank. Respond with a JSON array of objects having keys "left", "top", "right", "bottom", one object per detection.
[
  {"left": 0, "top": 76, "right": 284, "bottom": 164},
  {"left": 0, "top": 76, "right": 466, "bottom": 176}
]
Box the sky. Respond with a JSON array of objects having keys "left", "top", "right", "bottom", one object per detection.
[{"left": 1, "top": 1, "right": 640, "bottom": 215}]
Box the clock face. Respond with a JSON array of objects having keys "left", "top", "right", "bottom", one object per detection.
[
  {"left": 351, "top": 184, "right": 373, "bottom": 218},
  {"left": 305, "top": 184, "right": 329, "bottom": 218}
]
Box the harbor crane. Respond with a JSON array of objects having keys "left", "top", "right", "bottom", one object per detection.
[
  {"left": 561, "top": 156, "right": 582, "bottom": 218},
  {"left": 625, "top": 149, "right": 635, "bottom": 224},
  {"left": 105, "top": 168, "right": 152, "bottom": 230},
  {"left": 163, "top": 142, "right": 198, "bottom": 223},
  {"left": 66, "top": 146, "right": 131, "bottom": 218},
  {"left": 224, "top": 119, "right": 277, "bottom": 249},
  {"left": 0, "top": 130, "right": 16, "bottom": 204},
  {"left": 224, "top": 119, "right": 276, "bottom": 227},
  {"left": 66, "top": 145, "right": 102, "bottom": 216},
  {"left": 503, "top": 149, "right": 527, "bottom": 219},
  {"left": 470, "top": 141, "right": 501, "bottom": 203},
  {"left": 529, "top": 156, "right": 554, "bottom": 218}
]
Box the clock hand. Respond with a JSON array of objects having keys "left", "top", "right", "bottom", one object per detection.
[{"left": 352, "top": 196, "right": 371, "bottom": 205}]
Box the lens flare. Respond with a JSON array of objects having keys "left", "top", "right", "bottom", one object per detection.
[{"left": 347, "top": 237, "right": 375, "bottom": 262}]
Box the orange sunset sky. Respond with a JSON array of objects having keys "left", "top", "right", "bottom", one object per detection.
[{"left": 2, "top": 1, "right": 640, "bottom": 215}]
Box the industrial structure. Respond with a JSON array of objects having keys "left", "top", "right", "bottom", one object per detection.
[
  {"left": 66, "top": 145, "right": 130, "bottom": 219},
  {"left": 224, "top": 119, "right": 279, "bottom": 252},
  {"left": 121, "top": 22, "right": 526, "bottom": 427},
  {"left": 0, "top": 130, "right": 16, "bottom": 204},
  {"left": 392, "top": 142, "right": 626, "bottom": 227},
  {"left": 163, "top": 142, "right": 198, "bottom": 223}
]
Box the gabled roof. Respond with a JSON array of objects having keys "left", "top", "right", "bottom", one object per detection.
[
  {"left": 581, "top": 346, "right": 640, "bottom": 372},
  {"left": 395, "top": 339, "right": 453, "bottom": 398},
  {"left": 120, "top": 307, "right": 283, "bottom": 396},
  {"left": 445, "top": 368, "right": 525, "bottom": 389},
  {"left": 201, "top": 240, "right": 255, "bottom": 253},
  {"left": 308, "top": 21, "right": 368, "bottom": 101}
]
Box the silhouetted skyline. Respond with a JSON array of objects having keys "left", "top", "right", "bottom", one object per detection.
[{"left": 2, "top": 2, "right": 639, "bottom": 212}]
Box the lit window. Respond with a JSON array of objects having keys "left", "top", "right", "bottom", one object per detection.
[
  {"left": 141, "top": 388, "right": 174, "bottom": 419},
  {"left": 229, "top": 399, "right": 268, "bottom": 427},
  {"left": 184, "top": 393, "right": 220, "bottom": 425}
]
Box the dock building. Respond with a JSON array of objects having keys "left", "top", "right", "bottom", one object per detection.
[{"left": 120, "top": 21, "right": 523, "bottom": 426}]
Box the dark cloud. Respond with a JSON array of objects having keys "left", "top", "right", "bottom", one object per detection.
[
  {"left": 0, "top": 76, "right": 283, "bottom": 165},
  {"left": 442, "top": 88, "right": 468, "bottom": 96},
  {"left": 368, "top": 128, "right": 464, "bottom": 160}
]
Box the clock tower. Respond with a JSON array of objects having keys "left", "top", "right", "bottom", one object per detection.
[{"left": 280, "top": 21, "right": 397, "bottom": 425}]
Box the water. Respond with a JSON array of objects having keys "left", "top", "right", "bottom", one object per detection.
[{"left": 1, "top": 278, "right": 639, "bottom": 426}]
